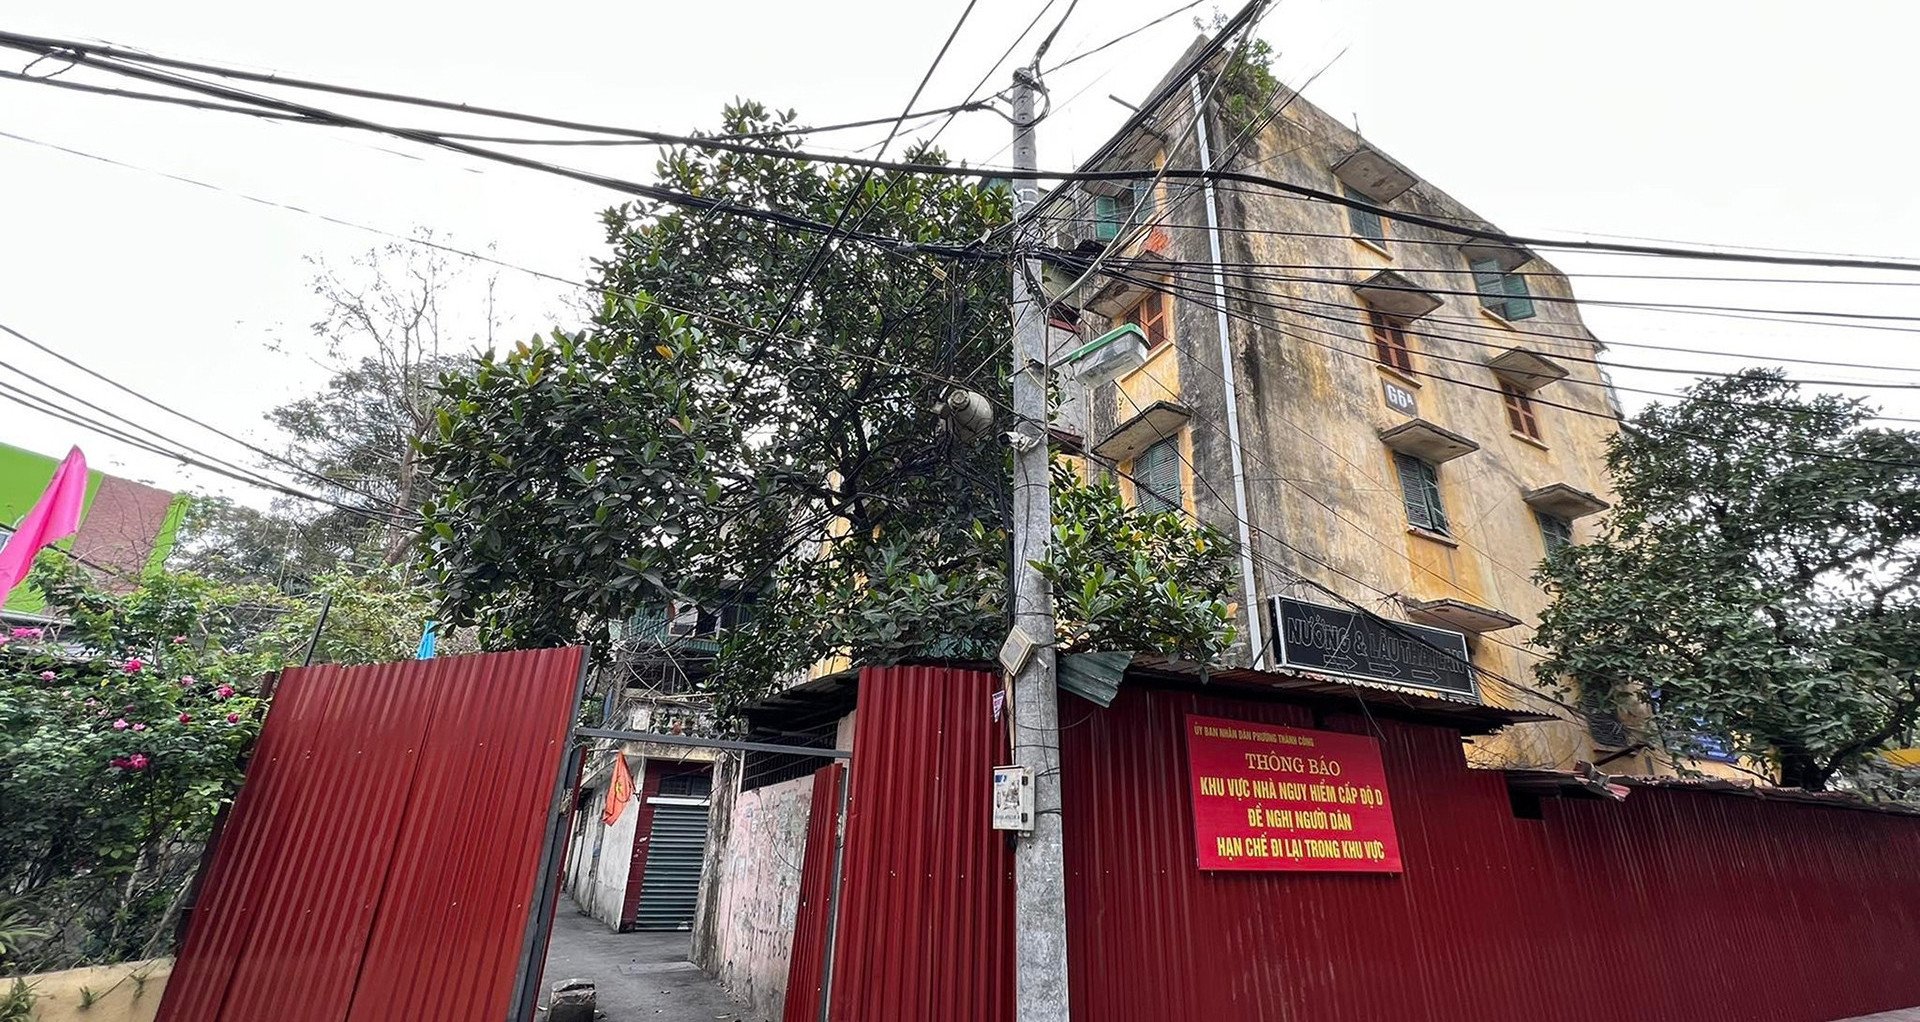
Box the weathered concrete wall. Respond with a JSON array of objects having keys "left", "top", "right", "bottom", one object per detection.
[
  {"left": 691, "top": 753, "right": 818, "bottom": 1022},
  {"left": 562, "top": 752, "right": 640, "bottom": 930},
  {"left": 1222, "top": 96, "right": 1620, "bottom": 768},
  {"left": 1072, "top": 72, "right": 1624, "bottom": 770},
  {"left": 6, "top": 958, "right": 170, "bottom": 1022}
]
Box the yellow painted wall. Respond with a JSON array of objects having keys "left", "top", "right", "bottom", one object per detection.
[
  {"left": 1115, "top": 326, "right": 1180, "bottom": 409},
  {"left": 1078, "top": 92, "right": 1630, "bottom": 774},
  {"left": 5, "top": 959, "right": 170, "bottom": 1022}
]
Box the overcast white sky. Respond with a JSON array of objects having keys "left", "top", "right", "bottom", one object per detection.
[{"left": 2, "top": 0, "right": 1917, "bottom": 503}]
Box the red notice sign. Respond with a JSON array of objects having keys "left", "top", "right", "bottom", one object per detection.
[{"left": 1185, "top": 713, "right": 1402, "bottom": 873}]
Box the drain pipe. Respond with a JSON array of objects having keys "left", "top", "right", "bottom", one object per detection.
[{"left": 1189, "top": 74, "right": 1266, "bottom": 668}]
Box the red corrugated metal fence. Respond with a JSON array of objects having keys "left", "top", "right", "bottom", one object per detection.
[
  {"left": 1061, "top": 684, "right": 1920, "bottom": 1022},
  {"left": 156, "top": 647, "right": 585, "bottom": 1022},
  {"left": 817, "top": 665, "right": 1014, "bottom": 1022},
  {"left": 782, "top": 763, "right": 847, "bottom": 1022},
  {"left": 790, "top": 667, "right": 1920, "bottom": 1022}
]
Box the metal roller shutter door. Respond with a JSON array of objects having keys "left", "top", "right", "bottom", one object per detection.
[{"left": 632, "top": 801, "right": 709, "bottom": 930}]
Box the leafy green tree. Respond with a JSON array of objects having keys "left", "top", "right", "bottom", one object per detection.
[
  {"left": 1534, "top": 370, "right": 1920, "bottom": 792},
  {"left": 0, "top": 559, "right": 434, "bottom": 971},
  {"left": 175, "top": 495, "right": 361, "bottom": 586},
  {"left": 420, "top": 102, "right": 1238, "bottom": 705},
  {"left": 710, "top": 466, "right": 1237, "bottom": 710},
  {"left": 421, "top": 102, "right": 1009, "bottom": 650}
]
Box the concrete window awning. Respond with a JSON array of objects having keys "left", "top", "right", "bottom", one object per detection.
[
  {"left": 1404, "top": 597, "right": 1523, "bottom": 634},
  {"left": 1083, "top": 251, "right": 1177, "bottom": 319},
  {"left": 1332, "top": 146, "right": 1418, "bottom": 204},
  {"left": 1460, "top": 236, "right": 1533, "bottom": 273},
  {"left": 1524, "top": 482, "right": 1611, "bottom": 520},
  {"left": 1380, "top": 419, "right": 1480, "bottom": 464},
  {"left": 1488, "top": 347, "right": 1571, "bottom": 392},
  {"left": 1352, "top": 270, "right": 1443, "bottom": 320},
  {"left": 1094, "top": 400, "right": 1190, "bottom": 462}
]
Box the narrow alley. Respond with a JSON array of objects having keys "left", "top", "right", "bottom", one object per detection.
[{"left": 540, "top": 911, "right": 743, "bottom": 1021}]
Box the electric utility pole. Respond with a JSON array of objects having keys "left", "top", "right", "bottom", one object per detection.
[{"left": 1006, "top": 63, "right": 1070, "bottom": 1022}]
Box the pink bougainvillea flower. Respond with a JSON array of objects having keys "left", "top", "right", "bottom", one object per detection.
[
  {"left": 84, "top": 698, "right": 98, "bottom": 706},
  {"left": 0, "top": 636, "right": 11, "bottom": 647},
  {"left": 172, "top": 635, "right": 189, "bottom": 644},
  {"left": 216, "top": 685, "right": 235, "bottom": 699},
  {"left": 39, "top": 670, "right": 56, "bottom": 681},
  {"left": 128, "top": 753, "right": 150, "bottom": 770},
  {"left": 131, "top": 722, "right": 147, "bottom": 732},
  {"left": 226, "top": 713, "right": 241, "bottom": 724},
  {"left": 178, "top": 712, "right": 192, "bottom": 723},
  {"left": 109, "top": 756, "right": 129, "bottom": 769},
  {"left": 179, "top": 675, "right": 196, "bottom": 687},
  {"left": 10, "top": 626, "right": 42, "bottom": 639},
  {"left": 112, "top": 718, "right": 130, "bottom": 730},
  {"left": 122, "top": 657, "right": 144, "bottom": 674}
]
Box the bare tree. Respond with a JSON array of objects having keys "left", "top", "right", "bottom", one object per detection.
[
  {"left": 184, "top": 232, "right": 500, "bottom": 580},
  {"left": 284, "top": 233, "right": 498, "bottom": 563}
]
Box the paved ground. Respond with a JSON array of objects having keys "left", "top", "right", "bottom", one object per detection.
[
  {"left": 532, "top": 909, "right": 1919, "bottom": 1022},
  {"left": 540, "top": 908, "right": 744, "bottom": 1020}
]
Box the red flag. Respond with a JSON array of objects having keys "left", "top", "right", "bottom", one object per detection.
[{"left": 601, "top": 755, "right": 634, "bottom": 825}]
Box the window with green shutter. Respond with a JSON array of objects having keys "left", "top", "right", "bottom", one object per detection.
[
  {"left": 1090, "top": 182, "right": 1160, "bottom": 244},
  {"left": 1344, "top": 186, "right": 1386, "bottom": 247},
  {"left": 1093, "top": 194, "right": 1123, "bottom": 242},
  {"left": 1134, "top": 437, "right": 1182, "bottom": 514},
  {"left": 1469, "top": 257, "right": 1537, "bottom": 321},
  {"left": 1394, "top": 453, "right": 1449, "bottom": 534},
  {"left": 1536, "top": 511, "right": 1573, "bottom": 554}
]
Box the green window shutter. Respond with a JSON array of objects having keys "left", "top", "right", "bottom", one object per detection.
[
  {"left": 1501, "top": 270, "right": 1536, "bottom": 320},
  {"left": 1421, "top": 461, "right": 1450, "bottom": 533},
  {"left": 1344, "top": 188, "right": 1385, "bottom": 245},
  {"left": 1136, "top": 437, "right": 1181, "bottom": 514},
  {"left": 1536, "top": 511, "right": 1572, "bottom": 553},
  {"left": 1470, "top": 258, "right": 1507, "bottom": 316},
  {"left": 1093, "top": 195, "right": 1122, "bottom": 242},
  {"left": 1394, "top": 453, "right": 1434, "bottom": 531}
]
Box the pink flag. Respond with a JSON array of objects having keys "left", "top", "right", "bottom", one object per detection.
[{"left": 0, "top": 447, "right": 89, "bottom": 606}]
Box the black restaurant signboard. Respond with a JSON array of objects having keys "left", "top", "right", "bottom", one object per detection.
[{"left": 1269, "top": 597, "right": 1477, "bottom": 697}]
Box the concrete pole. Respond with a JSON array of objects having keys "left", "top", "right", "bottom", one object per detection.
[{"left": 1007, "top": 65, "right": 1070, "bottom": 1022}]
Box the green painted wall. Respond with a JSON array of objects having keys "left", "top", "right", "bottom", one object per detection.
[{"left": 144, "top": 493, "right": 192, "bottom": 578}]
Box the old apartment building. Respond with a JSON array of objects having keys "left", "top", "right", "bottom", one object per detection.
[{"left": 1046, "top": 42, "right": 1628, "bottom": 770}]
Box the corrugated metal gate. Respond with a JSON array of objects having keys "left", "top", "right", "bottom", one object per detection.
[
  {"left": 777, "top": 665, "right": 1012, "bottom": 1022},
  {"left": 155, "top": 647, "right": 587, "bottom": 1022},
  {"left": 631, "top": 800, "right": 708, "bottom": 930}
]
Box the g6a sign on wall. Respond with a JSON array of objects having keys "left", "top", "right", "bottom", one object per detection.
[{"left": 1185, "top": 714, "right": 1402, "bottom": 873}]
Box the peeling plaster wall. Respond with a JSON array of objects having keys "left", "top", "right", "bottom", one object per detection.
[
  {"left": 1076, "top": 77, "right": 1624, "bottom": 771},
  {"left": 692, "top": 754, "right": 818, "bottom": 1022}
]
